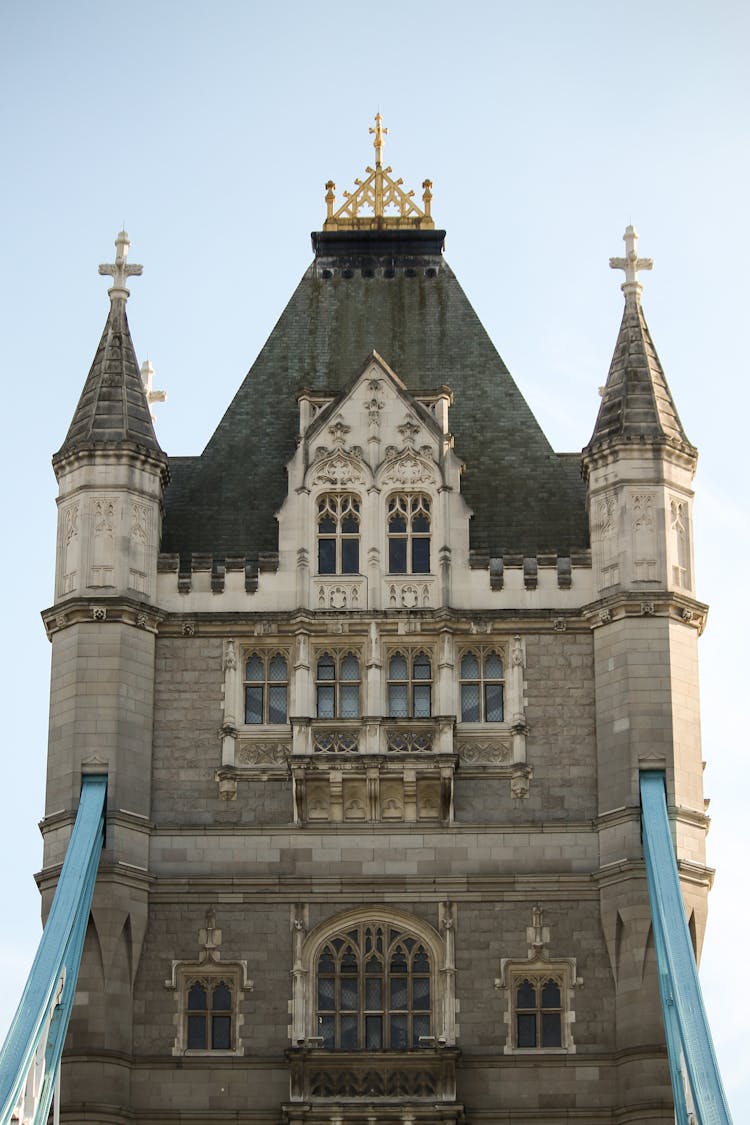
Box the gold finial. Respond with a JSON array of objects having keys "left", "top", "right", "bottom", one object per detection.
[
  {"left": 323, "top": 117, "right": 435, "bottom": 232},
  {"left": 369, "top": 112, "right": 388, "bottom": 167}
]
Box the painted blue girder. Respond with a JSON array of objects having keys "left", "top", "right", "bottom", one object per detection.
[
  {"left": 0, "top": 774, "right": 106, "bottom": 1125},
  {"left": 640, "top": 770, "right": 732, "bottom": 1125}
]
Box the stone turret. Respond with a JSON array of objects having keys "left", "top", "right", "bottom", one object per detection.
[
  {"left": 40, "top": 233, "right": 167, "bottom": 1101},
  {"left": 583, "top": 228, "right": 710, "bottom": 1091}
]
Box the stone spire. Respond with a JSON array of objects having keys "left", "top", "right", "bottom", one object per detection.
[
  {"left": 584, "top": 226, "right": 695, "bottom": 457},
  {"left": 54, "top": 231, "right": 166, "bottom": 466}
]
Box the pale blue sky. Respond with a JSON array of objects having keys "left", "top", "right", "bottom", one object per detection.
[{"left": 1, "top": 0, "right": 748, "bottom": 1115}]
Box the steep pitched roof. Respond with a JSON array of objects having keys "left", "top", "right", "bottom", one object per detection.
[
  {"left": 585, "top": 293, "right": 694, "bottom": 455},
  {"left": 162, "top": 231, "right": 588, "bottom": 558}
]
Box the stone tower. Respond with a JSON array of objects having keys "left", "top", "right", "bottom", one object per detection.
[{"left": 41, "top": 126, "right": 711, "bottom": 1124}]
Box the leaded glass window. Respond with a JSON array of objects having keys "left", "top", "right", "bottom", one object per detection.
[
  {"left": 316, "top": 652, "right": 361, "bottom": 718},
  {"left": 244, "top": 652, "right": 289, "bottom": 724},
  {"left": 460, "top": 650, "right": 504, "bottom": 722},
  {"left": 387, "top": 651, "right": 432, "bottom": 718},
  {"left": 186, "top": 979, "right": 233, "bottom": 1050},
  {"left": 514, "top": 975, "right": 562, "bottom": 1048},
  {"left": 387, "top": 494, "right": 431, "bottom": 574},
  {"left": 316, "top": 923, "right": 432, "bottom": 1049},
  {"left": 317, "top": 494, "right": 360, "bottom": 575}
]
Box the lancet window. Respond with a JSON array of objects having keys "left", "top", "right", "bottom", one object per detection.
[
  {"left": 387, "top": 494, "right": 431, "bottom": 574},
  {"left": 387, "top": 651, "right": 432, "bottom": 718},
  {"left": 460, "top": 650, "right": 504, "bottom": 723},
  {"left": 244, "top": 652, "right": 289, "bottom": 725},
  {"left": 317, "top": 494, "right": 361, "bottom": 575},
  {"left": 513, "top": 974, "right": 563, "bottom": 1048},
  {"left": 316, "top": 923, "right": 432, "bottom": 1049},
  {"left": 316, "top": 652, "right": 361, "bottom": 718},
  {"left": 186, "top": 978, "right": 234, "bottom": 1050}
]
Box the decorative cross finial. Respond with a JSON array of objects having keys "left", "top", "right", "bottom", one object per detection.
[
  {"left": 369, "top": 113, "right": 388, "bottom": 167},
  {"left": 609, "top": 224, "right": 653, "bottom": 302},
  {"left": 140, "top": 359, "right": 167, "bottom": 422},
  {"left": 98, "top": 230, "right": 143, "bottom": 302}
]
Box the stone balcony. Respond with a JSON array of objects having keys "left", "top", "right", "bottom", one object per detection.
[{"left": 284, "top": 1047, "right": 461, "bottom": 1112}]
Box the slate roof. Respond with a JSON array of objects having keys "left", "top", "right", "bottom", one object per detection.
[
  {"left": 55, "top": 297, "right": 165, "bottom": 463},
  {"left": 585, "top": 293, "right": 695, "bottom": 456},
  {"left": 162, "top": 231, "right": 589, "bottom": 558}
]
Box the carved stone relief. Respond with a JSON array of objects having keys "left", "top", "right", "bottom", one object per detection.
[
  {"left": 90, "top": 497, "right": 117, "bottom": 586},
  {"left": 632, "top": 492, "right": 657, "bottom": 581},
  {"left": 129, "top": 501, "right": 150, "bottom": 594},
  {"left": 60, "top": 502, "right": 80, "bottom": 594}
]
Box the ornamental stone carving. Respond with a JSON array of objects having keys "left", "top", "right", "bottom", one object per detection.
[
  {"left": 379, "top": 449, "right": 436, "bottom": 487},
  {"left": 310, "top": 450, "right": 367, "bottom": 488},
  {"left": 236, "top": 743, "right": 290, "bottom": 766},
  {"left": 458, "top": 741, "right": 511, "bottom": 765}
]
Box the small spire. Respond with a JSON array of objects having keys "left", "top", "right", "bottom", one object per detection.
[
  {"left": 98, "top": 229, "right": 143, "bottom": 302},
  {"left": 140, "top": 359, "right": 167, "bottom": 422},
  {"left": 369, "top": 112, "right": 388, "bottom": 167},
  {"left": 609, "top": 224, "right": 653, "bottom": 303}
]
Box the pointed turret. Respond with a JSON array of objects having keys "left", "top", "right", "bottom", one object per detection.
[
  {"left": 585, "top": 225, "right": 695, "bottom": 456},
  {"left": 54, "top": 231, "right": 165, "bottom": 462}
]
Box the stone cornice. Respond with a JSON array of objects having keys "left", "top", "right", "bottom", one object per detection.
[
  {"left": 41, "top": 596, "right": 167, "bottom": 639},
  {"left": 581, "top": 590, "right": 709, "bottom": 634},
  {"left": 52, "top": 440, "right": 170, "bottom": 485}
]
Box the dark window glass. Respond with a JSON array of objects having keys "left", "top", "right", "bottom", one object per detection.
[
  {"left": 341, "top": 538, "right": 359, "bottom": 574},
  {"left": 517, "top": 1013, "right": 536, "bottom": 1048},
  {"left": 412, "top": 537, "right": 430, "bottom": 574},
  {"left": 461, "top": 650, "right": 504, "bottom": 723},
  {"left": 389, "top": 537, "right": 407, "bottom": 574},
  {"left": 187, "top": 1013, "right": 206, "bottom": 1049},
  {"left": 318, "top": 538, "right": 336, "bottom": 574},
  {"left": 245, "top": 686, "right": 263, "bottom": 725},
  {"left": 212, "top": 1014, "right": 231, "bottom": 1050},
  {"left": 244, "top": 654, "right": 288, "bottom": 725},
  {"left": 542, "top": 1012, "right": 562, "bottom": 1047}
]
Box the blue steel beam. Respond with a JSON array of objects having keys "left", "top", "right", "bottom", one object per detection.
[
  {"left": 640, "top": 770, "right": 732, "bottom": 1125},
  {"left": 0, "top": 774, "right": 106, "bottom": 1125}
]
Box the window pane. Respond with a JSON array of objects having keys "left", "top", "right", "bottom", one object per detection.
[
  {"left": 340, "top": 684, "right": 359, "bottom": 718},
  {"left": 413, "top": 1014, "right": 430, "bottom": 1045},
  {"left": 318, "top": 977, "right": 335, "bottom": 1010},
  {"left": 517, "top": 1013, "right": 536, "bottom": 1047},
  {"left": 461, "top": 682, "right": 480, "bottom": 723},
  {"left": 212, "top": 1014, "right": 231, "bottom": 1050},
  {"left": 187, "top": 1013, "right": 207, "bottom": 1049},
  {"left": 245, "top": 656, "right": 264, "bottom": 681},
  {"left": 269, "top": 655, "right": 287, "bottom": 681},
  {"left": 485, "top": 682, "right": 504, "bottom": 722},
  {"left": 390, "top": 977, "right": 408, "bottom": 1010},
  {"left": 340, "top": 976, "right": 357, "bottom": 1010},
  {"left": 389, "top": 538, "right": 407, "bottom": 574},
  {"left": 412, "top": 514, "right": 430, "bottom": 533},
  {"left": 365, "top": 1014, "right": 383, "bottom": 1048},
  {"left": 340, "top": 1015, "right": 358, "bottom": 1049},
  {"left": 412, "top": 538, "right": 430, "bottom": 573},
  {"left": 268, "top": 685, "right": 287, "bottom": 724},
  {"left": 389, "top": 514, "right": 407, "bottom": 534},
  {"left": 319, "top": 951, "right": 335, "bottom": 973},
  {"left": 341, "top": 538, "right": 359, "bottom": 574},
  {"left": 517, "top": 980, "right": 536, "bottom": 1008},
  {"left": 318, "top": 513, "right": 336, "bottom": 534},
  {"left": 318, "top": 538, "right": 336, "bottom": 574},
  {"left": 413, "top": 684, "right": 431, "bottom": 718},
  {"left": 413, "top": 655, "right": 431, "bottom": 679},
  {"left": 461, "top": 652, "right": 479, "bottom": 679},
  {"left": 389, "top": 654, "right": 408, "bottom": 680},
  {"left": 366, "top": 978, "right": 383, "bottom": 1008},
  {"left": 317, "top": 685, "right": 335, "bottom": 718},
  {"left": 341, "top": 513, "right": 359, "bottom": 534},
  {"left": 485, "top": 652, "right": 503, "bottom": 679},
  {"left": 212, "top": 982, "right": 232, "bottom": 1010},
  {"left": 319, "top": 1014, "right": 335, "bottom": 1047},
  {"left": 245, "top": 686, "right": 263, "bottom": 724},
  {"left": 413, "top": 950, "right": 429, "bottom": 972},
  {"left": 390, "top": 1014, "right": 408, "bottom": 1049},
  {"left": 542, "top": 1012, "right": 562, "bottom": 1047},
  {"left": 341, "top": 654, "right": 359, "bottom": 681},
  {"left": 317, "top": 656, "right": 335, "bottom": 680},
  {"left": 412, "top": 976, "right": 430, "bottom": 1009},
  {"left": 188, "top": 983, "right": 207, "bottom": 1011},
  {"left": 388, "top": 684, "right": 408, "bottom": 718}
]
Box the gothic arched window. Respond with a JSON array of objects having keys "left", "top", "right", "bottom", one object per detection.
[
  {"left": 460, "top": 650, "right": 504, "bottom": 722},
  {"left": 387, "top": 494, "right": 431, "bottom": 574},
  {"left": 514, "top": 975, "right": 562, "bottom": 1048},
  {"left": 317, "top": 494, "right": 360, "bottom": 575},
  {"left": 244, "top": 652, "right": 289, "bottom": 724},
  {"left": 316, "top": 652, "right": 361, "bottom": 718},
  {"left": 387, "top": 651, "right": 432, "bottom": 718},
  {"left": 316, "top": 923, "right": 432, "bottom": 1049}
]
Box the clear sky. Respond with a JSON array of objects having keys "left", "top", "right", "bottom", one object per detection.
[{"left": 1, "top": 0, "right": 747, "bottom": 1115}]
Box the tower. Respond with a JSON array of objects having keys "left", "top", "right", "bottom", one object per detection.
[{"left": 40, "top": 124, "right": 713, "bottom": 1124}]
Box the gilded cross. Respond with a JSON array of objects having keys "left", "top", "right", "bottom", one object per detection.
[
  {"left": 369, "top": 113, "right": 388, "bottom": 167},
  {"left": 99, "top": 229, "right": 143, "bottom": 299},
  {"left": 609, "top": 224, "right": 653, "bottom": 299}
]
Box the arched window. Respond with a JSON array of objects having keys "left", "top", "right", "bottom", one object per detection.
[
  {"left": 318, "top": 495, "right": 360, "bottom": 575},
  {"left": 244, "top": 652, "right": 289, "bottom": 724},
  {"left": 316, "top": 652, "right": 360, "bottom": 718},
  {"left": 387, "top": 494, "right": 431, "bottom": 574},
  {"left": 316, "top": 923, "right": 432, "bottom": 1049},
  {"left": 186, "top": 978, "right": 234, "bottom": 1050},
  {"left": 460, "top": 650, "right": 504, "bottom": 722},
  {"left": 514, "top": 975, "right": 562, "bottom": 1048},
  {"left": 387, "top": 651, "right": 432, "bottom": 717}
]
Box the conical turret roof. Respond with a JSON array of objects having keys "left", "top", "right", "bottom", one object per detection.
[
  {"left": 55, "top": 232, "right": 165, "bottom": 465},
  {"left": 585, "top": 225, "right": 695, "bottom": 457}
]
